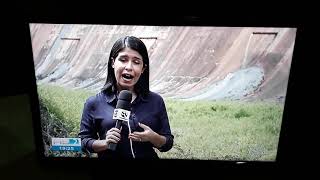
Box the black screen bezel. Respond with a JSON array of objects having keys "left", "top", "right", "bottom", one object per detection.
[{"left": 23, "top": 12, "right": 303, "bottom": 175}]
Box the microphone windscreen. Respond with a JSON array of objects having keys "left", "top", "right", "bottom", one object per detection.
[
  {"left": 118, "top": 90, "right": 132, "bottom": 101},
  {"left": 116, "top": 90, "right": 132, "bottom": 110}
]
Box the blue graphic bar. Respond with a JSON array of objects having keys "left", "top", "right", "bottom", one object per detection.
[{"left": 51, "top": 146, "right": 81, "bottom": 151}]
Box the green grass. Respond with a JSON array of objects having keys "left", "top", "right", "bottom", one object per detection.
[
  {"left": 38, "top": 84, "right": 94, "bottom": 137},
  {"left": 38, "top": 84, "right": 284, "bottom": 161},
  {"left": 38, "top": 84, "right": 94, "bottom": 157},
  {"left": 158, "top": 99, "right": 283, "bottom": 161}
]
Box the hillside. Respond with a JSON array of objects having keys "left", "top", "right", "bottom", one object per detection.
[{"left": 30, "top": 24, "right": 296, "bottom": 102}]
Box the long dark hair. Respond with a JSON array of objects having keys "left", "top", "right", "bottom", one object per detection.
[{"left": 102, "top": 36, "right": 150, "bottom": 96}]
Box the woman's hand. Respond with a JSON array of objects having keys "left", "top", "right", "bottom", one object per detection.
[
  {"left": 105, "top": 127, "right": 121, "bottom": 146},
  {"left": 129, "top": 123, "right": 166, "bottom": 148},
  {"left": 128, "top": 123, "right": 155, "bottom": 142},
  {"left": 92, "top": 127, "right": 121, "bottom": 152}
]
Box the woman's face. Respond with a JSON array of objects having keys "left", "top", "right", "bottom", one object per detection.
[{"left": 112, "top": 47, "right": 145, "bottom": 92}]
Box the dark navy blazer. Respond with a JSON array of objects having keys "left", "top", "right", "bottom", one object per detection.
[{"left": 79, "top": 89, "right": 174, "bottom": 159}]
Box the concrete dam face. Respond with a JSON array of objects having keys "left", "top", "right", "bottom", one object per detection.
[{"left": 30, "top": 24, "right": 297, "bottom": 102}]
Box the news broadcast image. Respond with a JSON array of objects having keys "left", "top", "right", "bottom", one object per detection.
[{"left": 29, "top": 24, "right": 296, "bottom": 161}]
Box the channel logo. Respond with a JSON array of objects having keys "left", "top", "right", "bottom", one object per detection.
[{"left": 51, "top": 138, "right": 81, "bottom": 151}]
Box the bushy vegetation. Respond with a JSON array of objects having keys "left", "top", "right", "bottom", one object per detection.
[
  {"left": 38, "top": 84, "right": 94, "bottom": 157},
  {"left": 38, "top": 84, "right": 284, "bottom": 161}
]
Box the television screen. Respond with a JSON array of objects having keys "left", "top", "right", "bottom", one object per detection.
[{"left": 28, "top": 23, "right": 297, "bottom": 163}]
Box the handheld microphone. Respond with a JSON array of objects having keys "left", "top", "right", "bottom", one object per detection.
[{"left": 107, "top": 90, "right": 132, "bottom": 151}]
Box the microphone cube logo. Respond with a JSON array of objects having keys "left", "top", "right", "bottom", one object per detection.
[
  {"left": 121, "top": 111, "right": 127, "bottom": 118},
  {"left": 113, "top": 108, "right": 130, "bottom": 121}
]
